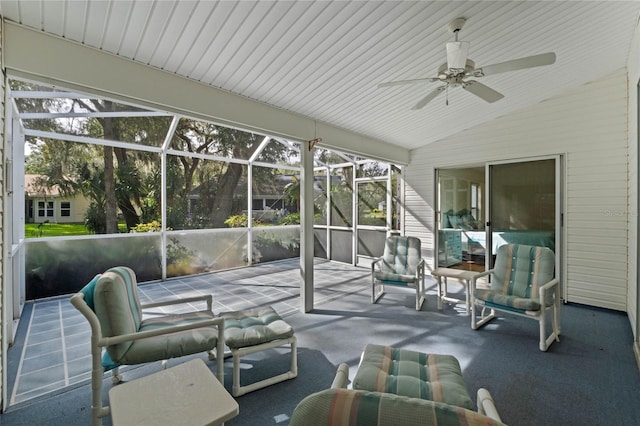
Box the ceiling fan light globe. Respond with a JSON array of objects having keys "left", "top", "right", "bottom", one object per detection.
[{"left": 446, "top": 41, "right": 470, "bottom": 70}]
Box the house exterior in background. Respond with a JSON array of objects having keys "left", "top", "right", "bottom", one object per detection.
[{"left": 24, "top": 174, "right": 90, "bottom": 224}]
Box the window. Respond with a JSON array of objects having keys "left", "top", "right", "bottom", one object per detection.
[
  {"left": 61, "top": 202, "right": 71, "bottom": 217},
  {"left": 470, "top": 182, "right": 480, "bottom": 220},
  {"left": 38, "top": 201, "right": 54, "bottom": 218}
]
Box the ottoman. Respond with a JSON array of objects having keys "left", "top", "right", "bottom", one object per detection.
[
  {"left": 352, "top": 343, "right": 473, "bottom": 409},
  {"left": 220, "top": 306, "right": 297, "bottom": 396}
]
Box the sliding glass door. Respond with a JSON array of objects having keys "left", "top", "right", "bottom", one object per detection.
[{"left": 486, "top": 157, "right": 562, "bottom": 276}]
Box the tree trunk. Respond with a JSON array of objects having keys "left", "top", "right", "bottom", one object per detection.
[
  {"left": 104, "top": 145, "right": 118, "bottom": 233},
  {"left": 210, "top": 162, "right": 243, "bottom": 227},
  {"left": 114, "top": 147, "right": 141, "bottom": 230}
]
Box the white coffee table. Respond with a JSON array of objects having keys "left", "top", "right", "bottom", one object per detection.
[
  {"left": 109, "top": 358, "right": 238, "bottom": 426},
  {"left": 432, "top": 267, "right": 480, "bottom": 315}
]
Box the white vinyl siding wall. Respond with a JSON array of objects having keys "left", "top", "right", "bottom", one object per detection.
[
  {"left": 627, "top": 19, "right": 640, "bottom": 343},
  {"left": 405, "top": 68, "right": 628, "bottom": 312}
]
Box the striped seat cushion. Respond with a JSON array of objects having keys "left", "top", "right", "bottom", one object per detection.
[
  {"left": 353, "top": 344, "right": 473, "bottom": 410},
  {"left": 290, "top": 389, "right": 506, "bottom": 426},
  {"left": 120, "top": 311, "right": 220, "bottom": 365},
  {"left": 94, "top": 267, "right": 143, "bottom": 363},
  {"left": 220, "top": 306, "right": 294, "bottom": 349},
  {"left": 473, "top": 244, "right": 555, "bottom": 312},
  {"left": 373, "top": 270, "right": 417, "bottom": 285},
  {"left": 375, "top": 236, "right": 422, "bottom": 283}
]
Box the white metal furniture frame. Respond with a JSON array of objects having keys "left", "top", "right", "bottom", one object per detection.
[
  {"left": 470, "top": 244, "right": 561, "bottom": 351},
  {"left": 432, "top": 267, "right": 478, "bottom": 315},
  {"left": 228, "top": 335, "right": 298, "bottom": 397},
  {"left": 70, "top": 270, "right": 225, "bottom": 426},
  {"left": 220, "top": 306, "right": 298, "bottom": 397},
  {"left": 372, "top": 235, "right": 426, "bottom": 310}
]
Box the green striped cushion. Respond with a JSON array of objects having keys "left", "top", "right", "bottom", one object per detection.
[
  {"left": 373, "top": 271, "right": 417, "bottom": 284},
  {"left": 79, "top": 274, "right": 101, "bottom": 310},
  {"left": 120, "top": 311, "right": 219, "bottom": 364},
  {"left": 353, "top": 344, "right": 473, "bottom": 410},
  {"left": 379, "top": 236, "right": 422, "bottom": 276},
  {"left": 474, "top": 244, "right": 555, "bottom": 311},
  {"left": 290, "top": 389, "right": 506, "bottom": 426},
  {"left": 93, "top": 267, "right": 143, "bottom": 363},
  {"left": 220, "top": 306, "right": 294, "bottom": 349}
]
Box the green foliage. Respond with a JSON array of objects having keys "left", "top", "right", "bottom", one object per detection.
[
  {"left": 253, "top": 231, "right": 300, "bottom": 262},
  {"left": 84, "top": 203, "right": 106, "bottom": 234},
  {"left": 225, "top": 214, "right": 248, "bottom": 228},
  {"left": 278, "top": 212, "right": 300, "bottom": 225},
  {"left": 166, "top": 236, "right": 196, "bottom": 265},
  {"left": 129, "top": 220, "right": 163, "bottom": 233}
]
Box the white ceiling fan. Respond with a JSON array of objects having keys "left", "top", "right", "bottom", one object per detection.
[{"left": 378, "top": 17, "right": 556, "bottom": 109}]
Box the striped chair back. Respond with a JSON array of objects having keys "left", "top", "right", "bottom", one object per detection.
[
  {"left": 381, "top": 236, "right": 422, "bottom": 275},
  {"left": 492, "top": 244, "right": 555, "bottom": 303},
  {"left": 93, "top": 266, "right": 143, "bottom": 362}
]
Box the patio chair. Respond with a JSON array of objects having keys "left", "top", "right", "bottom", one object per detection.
[
  {"left": 70, "top": 266, "right": 225, "bottom": 426},
  {"left": 470, "top": 244, "right": 560, "bottom": 351},
  {"left": 372, "top": 235, "right": 426, "bottom": 310}
]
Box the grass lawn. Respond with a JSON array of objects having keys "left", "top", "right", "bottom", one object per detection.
[{"left": 25, "top": 222, "right": 128, "bottom": 238}]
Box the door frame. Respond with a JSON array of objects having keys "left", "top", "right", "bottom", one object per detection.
[{"left": 485, "top": 154, "right": 565, "bottom": 300}]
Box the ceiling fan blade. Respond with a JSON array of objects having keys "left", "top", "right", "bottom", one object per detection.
[
  {"left": 378, "top": 77, "right": 439, "bottom": 88},
  {"left": 475, "top": 52, "right": 556, "bottom": 77},
  {"left": 463, "top": 80, "right": 504, "bottom": 103},
  {"left": 412, "top": 86, "right": 446, "bottom": 110},
  {"left": 446, "top": 41, "right": 470, "bottom": 70}
]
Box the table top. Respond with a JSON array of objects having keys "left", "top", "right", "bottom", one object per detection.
[
  {"left": 109, "top": 358, "right": 238, "bottom": 426},
  {"left": 431, "top": 267, "right": 480, "bottom": 280}
]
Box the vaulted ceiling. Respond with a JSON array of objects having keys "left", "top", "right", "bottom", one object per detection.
[{"left": 2, "top": 1, "right": 639, "bottom": 150}]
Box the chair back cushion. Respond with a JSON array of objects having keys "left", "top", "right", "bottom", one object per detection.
[
  {"left": 93, "top": 266, "right": 142, "bottom": 362},
  {"left": 79, "top": 274, "right": 101, "bottom": 310},
  {"left": 380, "top": 236, "right": 422, "bottom": 276},
  {"left": 290, "top": 389, "right": 506, "bottom": 426},
  {"left": 492, "top": 244, "right": 555, "bottom": 302}
]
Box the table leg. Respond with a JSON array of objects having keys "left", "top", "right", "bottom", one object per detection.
[{"left": 464, "top": 279, "right": 470, "bottom": 315}]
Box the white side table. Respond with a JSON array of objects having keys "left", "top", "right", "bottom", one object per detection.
[
  {"left": 432, "top": 268, "right": 479, "bottom": 315},
  {"left": 109, "top": 358, "right": 238, "bottom": 426}
]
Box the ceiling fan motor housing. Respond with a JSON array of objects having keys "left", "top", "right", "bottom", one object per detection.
[{"left": 438, "top": 59, "right": 475, "bottom": 79}]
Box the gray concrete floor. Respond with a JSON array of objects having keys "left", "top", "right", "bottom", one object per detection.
[{"left": 7, "top": 258, "right": 374, "bottom": 406}]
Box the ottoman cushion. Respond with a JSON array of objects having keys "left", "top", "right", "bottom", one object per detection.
[
  {"left": 220, "top": 306, "right": 294, "bottom": 349},
  {"left": 353, "top": 344, "right": 473, "bottom": 409}
]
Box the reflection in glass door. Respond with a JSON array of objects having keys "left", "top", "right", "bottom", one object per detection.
[
  {"left": 436, "top": 168, "right": 486, "bottom": 271},
  {"left": 487, "top": 157, "right": 560, "bottom": 269}
]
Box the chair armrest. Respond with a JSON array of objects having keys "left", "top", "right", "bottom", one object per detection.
[
  {"left": 70, "top": 292, "right": 103, "bottom": 338},
  {"left": 371, "top": 258, "right": 382, "bottom": 272},
  {"left": 477, "top": 388, "right": 502, "bottom": 422},
  {"left": 470, "top": 269, "right": 494, "bottom": 290},
  {"left": 100, "top": 316, "right": 225, "bottom": 348},
  {"left": 331, "top": 363, "right": 350, "bottom": 389},
  {"left": 142, "top": 294, "right": 213, "bottom": 311},
  {"left": 539, "top": 277, "right": 560, "bottom": 300}
]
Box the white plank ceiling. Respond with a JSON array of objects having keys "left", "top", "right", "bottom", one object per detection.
[{"left": 1, "top": 0, "right": 639, "bottom": 150}]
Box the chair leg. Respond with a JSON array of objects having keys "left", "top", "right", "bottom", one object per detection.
[
  {"left": 414, "top": 285, "right": 425, "bottom": 310},
  {"left": 231, "top": 336, "right": 297, "bottom": 397},
  {"left": 372, "top": 280, "right": 384, "bottom": 304},
  {"left": 111, "top": 367, "right": 122, "bottom": 384},
  {"left": 471, "top": 303, "right": 496, "bottom": 330},
  {"left": 92, "top": 354, "right": 111, "bottom": 425},
  {"left": 540, "top": 305, "right": 561, "bottom": 351}
]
